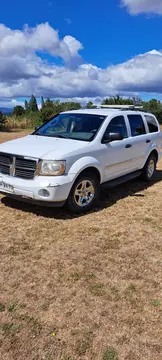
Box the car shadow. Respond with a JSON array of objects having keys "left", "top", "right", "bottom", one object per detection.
[{"left": 1, "top": 170, "right": 162, "bottom": 220}]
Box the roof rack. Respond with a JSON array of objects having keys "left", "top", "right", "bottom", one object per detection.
[{"left": 98, "top": 105, "right": 143, "bottom": 110}]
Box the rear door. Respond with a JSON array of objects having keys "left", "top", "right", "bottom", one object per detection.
[{"left": 126, "top": 113, "right": 149, "bottom": 170}]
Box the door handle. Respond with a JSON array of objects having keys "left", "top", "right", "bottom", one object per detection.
[
  {"left": 125, "top": 144, "right": 132, "bottom": 148},
  {"left": 146, "top": 139, "right": 151, "bottom": 143}
]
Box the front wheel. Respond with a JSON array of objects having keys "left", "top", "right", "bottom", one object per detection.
[
  {"left": 142, "top": 154, "right": 157, "bottom": 181},
  {"left": 67, "top": 172, "right": 100, "bottom": 213}
]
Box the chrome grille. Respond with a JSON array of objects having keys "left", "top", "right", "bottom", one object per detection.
[{"left": 0, "top": 152, "right": 37, "bottom": 180}]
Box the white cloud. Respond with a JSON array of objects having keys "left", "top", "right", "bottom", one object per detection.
[
  {"left": 121, "top": 0, "right": 162, "bottom": 15},
  {"left": 0, "top": 23, "right": 83, "bottom": 63},
  {"left": 104, "top": 50, "right": 162, "bottom": 93},
  {"left": 63, "top": 36, "right": 83, "bottom": 57},
  {"left": 1, "top": 22, "right": 162, "bottom": 103}
]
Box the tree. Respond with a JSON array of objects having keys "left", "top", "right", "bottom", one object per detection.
[
  {"left": 24, "top": 100, "right": 29, "bottom": 111},
  {"left": 41, "top": 96, "right": 45, "bottom": 109},
  {"left": 86, "top": 101, "right": 96, "bottom": 109},
  {"left": 102, "top": 95, "right": 134, "bottom": 106},
  {"left": 41, "top": 107, "right": 55, "bottom": 122},
  {"left": 45, "top": 97, "right": 54, "bottom": 108},
  {"left": 28, "top": 94, "right": 38, "bottom": 112},
  {"left": 62, "top": 101, "right": 81, "bottom": 111},
  {"left": 40, "top": 97, "right": 55, "bottom": 122},
  {"left": 0, "top": 112, "right": 6, "bottom": 130},
  {"left": 12, "top": 105, "right": 25, "bottom": 117},
  {"left": 40, "top": 98, "right": 82, "bottom": 122},
  {"left": 143, "top": 99, "right": 162, "bottom": 123}
]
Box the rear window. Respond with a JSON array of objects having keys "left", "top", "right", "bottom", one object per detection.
[
  {"left": 127, "top": 114, "right": 146, "bottom": 137},
  {"left": 145, "top": 115, "right": 159, "bottom": 133}
]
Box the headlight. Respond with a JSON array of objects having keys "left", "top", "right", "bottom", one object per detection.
[{"left": 39, "top": 160, "right": 66, "bottom": 176}]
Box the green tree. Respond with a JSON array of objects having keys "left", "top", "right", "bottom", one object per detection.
[
  {"left": 41, "top": 107, "right": 55, "bottom": 122},
  {"left": 143, "top": 99, "right": 162, "bottom": 123},
  {"left": 28, "top": 94, "right": 38, "bottom": 112},
  {"left": 24, "top": 100, "right": 29, "bottom": 111},
  {"left": 102, "top": 95, "right": 134, "bottom": 105},
  {"left": 41, "top": 96, "right": 45, "bottom": 109},
  {"left": 12, "top": 105, "right": 25, "bottom": 117},
  {"left": 86, "top": 101, "right": 97, "bottom": 109},
  {"left": 40, "top": 97, "right": 55, "bottom": 122},
  {"left": 45, "top": 97, "right": 54, "bottom": 108},
  {"left": 0, "top": 112, "right": 6, "bottom": 130},
  {"left": 40, "top": 98, "right": 81, "bottom": 122},
  {"left": 61, "top": 101, "right": 81, "bottom": 111}
]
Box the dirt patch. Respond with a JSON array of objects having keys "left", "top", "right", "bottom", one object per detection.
[
  {"left": 0, "top": 130, "right": 31, "bottom": 144},
  {"left": 0, "top": 131, "right": 162, "bottom": 360}
]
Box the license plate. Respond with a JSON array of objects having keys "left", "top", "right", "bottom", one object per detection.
[{"left": 0, "top": 181, "right": 14, "bottom": 192}]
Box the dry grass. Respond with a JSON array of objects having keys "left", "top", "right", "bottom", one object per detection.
[
  {"left": 5, "top": 117, "right": 33, "bottom": 130},
  {"left": 0, "top": 129, "right": 32, "bottom": 143},
  {"left": 0, "top": 131, "right": 162, "bottom": 360}
]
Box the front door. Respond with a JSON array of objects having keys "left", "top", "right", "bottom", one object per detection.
[{"left": 102, "top": 115, "right": 135, "bottom": 182}]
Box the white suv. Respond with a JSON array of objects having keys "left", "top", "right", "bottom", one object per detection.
[{"left": 0, "top": 106, "right": 162, "bottom": 213}]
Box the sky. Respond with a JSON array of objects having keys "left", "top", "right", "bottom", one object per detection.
[{"left": 1, "top": 0, "right": 162, "bottom": 108}]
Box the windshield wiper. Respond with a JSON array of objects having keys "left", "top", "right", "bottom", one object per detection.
[
  {"left": 44, "top": 134, "right": 71, "bottom": 139},
  {"left": 54, "top": 134, "right": 70, "bottom": 139},
  {"left": 34, "top": 133, "right": 71, "bottom": 139}
]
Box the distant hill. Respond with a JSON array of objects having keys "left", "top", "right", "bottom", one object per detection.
[{"left": 0, "top": 107, "right": 13, "bottom": 114}]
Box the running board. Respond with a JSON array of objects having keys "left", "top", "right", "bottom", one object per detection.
[{"left": 100, "top": 171, "right": 142, "bottom": 190}]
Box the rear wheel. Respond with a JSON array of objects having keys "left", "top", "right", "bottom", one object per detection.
[
  {"left": 67, "top": 172, "right": 100, "bottom": 213},
  {"left": 142, "top": 154, "right": 157, "bottom": 181}
]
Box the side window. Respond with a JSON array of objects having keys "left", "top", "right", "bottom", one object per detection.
[
  {"left": 104, "top": 116, "right": 128, "bottom": 139},
  {"left": 128, "top": 114, "right": 146, "bottom": 137},
  {"left": 145, "top": 115, "right": 159, "bottom": 133}
]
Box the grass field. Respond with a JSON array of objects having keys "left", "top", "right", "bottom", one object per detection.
[{"left": 0, "top": 131, "right": 162, "bottom": 360}]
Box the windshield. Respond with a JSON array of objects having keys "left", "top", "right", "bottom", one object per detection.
[{"left": 33, "top": 113, "right": 106, "bottom": 141}]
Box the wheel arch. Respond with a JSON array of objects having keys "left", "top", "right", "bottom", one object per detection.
[
  {"left": 68, "top": 156, "right": 103, "bottom": 184},
  {"left": 146, "top": 149, "right": 158, "bottom": 164},
  {"left": 142, "top": 149, "right": 158, "bottom": 181},
  {"left": 75, "top": 166, "right": 101, "bottom": 183}
]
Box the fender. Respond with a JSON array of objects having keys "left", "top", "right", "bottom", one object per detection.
[
  {"left": 143, "top": 142, "right": 159, "bottom": 166},
  {"left": 68, "top": 156, "right": 103, "bottom": 183}
]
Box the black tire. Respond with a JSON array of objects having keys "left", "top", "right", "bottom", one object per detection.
[
  {"left": 142, "top": 154, "right": 157, "bottom": 181},
  {"left": 67, "top": 172, "right": 100, "bottom": 213}
]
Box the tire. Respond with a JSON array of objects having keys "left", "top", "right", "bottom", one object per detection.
[
  {"left": 67, "top": 172, "right": 100, "bottom": 213},
  {"left": 142, "top": 154, "right": 157, "bottom": 181}
]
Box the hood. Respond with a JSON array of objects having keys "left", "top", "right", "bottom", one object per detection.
[{"left": 0, "top": 135, "right": 88, "bottom": 159}]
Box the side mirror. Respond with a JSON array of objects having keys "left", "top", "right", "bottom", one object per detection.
[{"left": 103, "top": 132, "right": 124, "bottom": 143}]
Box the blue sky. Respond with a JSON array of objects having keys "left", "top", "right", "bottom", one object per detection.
[{"left": 1, "top": 0, "right": 162, "bottom": 107}]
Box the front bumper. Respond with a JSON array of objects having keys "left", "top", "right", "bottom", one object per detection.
[{"left": 0, "top": 173, "right": 73, "bottom": 205}]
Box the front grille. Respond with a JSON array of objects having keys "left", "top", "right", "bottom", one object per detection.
[
  {"left": 0, "top": 153, "right": 11, "bottom": 165},
  {"left": 15, "top": 157, "right": 36, "bottom": 170},
  {"left": 15, "top": 168, "right": 35, "bottom": 179},
  {"left": 0, "top": 152, "right": 37, "bottom": 180},
  {"left": 0, "top": 163, "right": 10, "bottom": 175}
]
